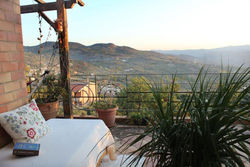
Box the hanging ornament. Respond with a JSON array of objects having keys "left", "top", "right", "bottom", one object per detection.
[{"left": 55, "top": 19, "right": 63, "bottom": 32}]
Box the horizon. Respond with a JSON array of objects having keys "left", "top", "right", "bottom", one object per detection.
[
  {"left": 21, "top": 0, "right": 250, "bottom": 50},
  {"left": 23, "top": 41, "right": 250, "bottom": 51}
]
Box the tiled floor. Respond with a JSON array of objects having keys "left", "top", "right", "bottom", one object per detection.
[{"left": 110, "top": 125, "right": 149, "bottom": 154}]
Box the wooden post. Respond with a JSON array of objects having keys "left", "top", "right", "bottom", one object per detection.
[
  {"left": 57, "top": 0, "right": 73, "bottom": 118},
  {"left": 21, "top": 1, "right": 84, "bottom": 118}
]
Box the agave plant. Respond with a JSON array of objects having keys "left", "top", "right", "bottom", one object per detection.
[{"left": 122, "top": 66, "right": 250, "bottom": 167}]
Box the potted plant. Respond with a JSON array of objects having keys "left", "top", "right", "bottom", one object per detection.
[
  {"left": 94, "top": 98, "right": 118, "bottom": 128},
  {"left": 34, "top": 74, "right": 65, "bottom": 120}
]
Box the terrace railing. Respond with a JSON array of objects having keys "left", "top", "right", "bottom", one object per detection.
[
  {"left": 27, "top": 72, "right": 249, "bottom": 118},
  {"left": 69, "top": 73, "right": 250, "bottom": 117}
]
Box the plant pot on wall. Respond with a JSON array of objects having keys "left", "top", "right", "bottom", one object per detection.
[
  {"left": 33, "top": 74, "right": 66, "bottom": 120},
  {"left": 96, "top": 107, "right": 118, "bottom": 128},
  {"left": 37, "top": 101, "right": 59, "bottom": 120}
]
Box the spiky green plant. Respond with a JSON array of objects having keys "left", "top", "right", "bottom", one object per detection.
[{"left": 122, "top": 66, "right": 250, "bottom": 167}]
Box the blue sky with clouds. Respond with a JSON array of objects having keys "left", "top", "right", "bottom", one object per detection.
[{"left": 20, "top": 0, "right": 250, "bottom": 50}]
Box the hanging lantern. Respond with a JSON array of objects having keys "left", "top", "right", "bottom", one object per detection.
[{"left": 55, "top": 19, "right": 63, "bottom": 32}]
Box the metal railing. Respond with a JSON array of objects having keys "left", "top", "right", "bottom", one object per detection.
[
  {"left": 27, "top": 72, "right": 249, "bottom": 117},
  {"left": 69, "top": 72, "right": 249, "bottom": 117}
]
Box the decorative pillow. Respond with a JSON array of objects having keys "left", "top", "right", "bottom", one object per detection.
[{"left": 0, "top": 99, "right": 49, "bottom": 143}]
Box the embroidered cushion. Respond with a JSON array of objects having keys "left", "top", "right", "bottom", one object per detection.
[{"left": 0, "top": 99, "right": 49, "bottom": 143}]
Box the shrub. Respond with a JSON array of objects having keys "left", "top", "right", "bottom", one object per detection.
[{"left": 123, "top": 66, "right": 250, "bottom": 167}]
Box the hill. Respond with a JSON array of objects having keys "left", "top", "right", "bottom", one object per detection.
[
  {"left": 155, "top": 45, "right": 250, "bottom": 66},
  {"left": 24, "top": 42, "right": 215, "bottom": 75}
]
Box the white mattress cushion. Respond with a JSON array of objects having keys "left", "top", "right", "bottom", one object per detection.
[{"left": 0, "top": 119, "right": 114, "bottom": 167}]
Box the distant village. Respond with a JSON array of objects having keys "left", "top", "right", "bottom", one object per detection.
[{"left": 26, "top": 65, "right": 121, "bottom": 108}]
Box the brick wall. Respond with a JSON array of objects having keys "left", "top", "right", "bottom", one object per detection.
[{"left": 0, "top": 0, "right": 27, "bottom": 147}]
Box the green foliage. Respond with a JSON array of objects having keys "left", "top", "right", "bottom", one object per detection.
[
  {"left": 117, "top": 77, "right": 152, "bottom": 113},
  {"left": 116, "top": 76, "right": 181, "bottom": 115},
  {"left": 73, "top": 109, "right": 87, "bottom": 116},
  {"left": 34, "top": 74, "right": 66, "bottom": 103},
  {"left": 123, "top": 66, "right": 250, "bottom": 167},
  {"left": 93, "top": 99, "right": 117, "bottom": 110},
  {"left": 129, "top": 110, "right": 151, "bottom": 125}
]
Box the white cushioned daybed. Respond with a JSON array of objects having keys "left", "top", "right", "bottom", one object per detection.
[
  {"left": 0, "top": 100, "right": 115, "bottom": 167},
  {"left": 0, "top": 119, "right": 114, "bottom": 167}
]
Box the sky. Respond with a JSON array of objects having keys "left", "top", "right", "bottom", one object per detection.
[{"left": 20, "top": 0, "right": 250, "bottom": 50}]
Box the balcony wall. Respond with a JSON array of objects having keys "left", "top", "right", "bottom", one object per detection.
[{"left": 0, "top": 0, "right": 27, "bottom": 147}]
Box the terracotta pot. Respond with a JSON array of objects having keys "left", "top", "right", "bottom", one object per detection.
[
  {"left": 37, "top": 101, "right": 59, "bottom": 120},
  {"left": 96, "top": 107, "right": 118, "bottom": 128}
]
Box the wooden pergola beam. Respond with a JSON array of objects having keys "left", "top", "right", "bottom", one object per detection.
[
  {"left": 33, "top": 0, "right": 84, "bottom": 7},
  {"left": 34, "top": 0, "right": 85, "bottom": 6},
  {"left": 34, "top": 0, "right": 46, "bottom": 3},
  {"left": 57, "top": 0, "right": 73, "bottom": 118},
  {"left": 21, "top": 0, "right": 85, "bottom": 118},
  {"left": 21, "top": 3, "right": 57, "bottom": 14},
  {"left": 32, "top": 0, "right": 57, "bottom": 31},
  {"left": 74, "top": 0, "right": 85, "bottom": 6},
  {"left": 21, "top": 1, "right": 84, "bottom": 14}
]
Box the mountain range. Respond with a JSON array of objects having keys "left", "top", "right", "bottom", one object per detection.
[
  {"left": 155, "top": 45, "right": 250, "bottom": 66},
  {"left": 24, "top": 42, "right": 249, "bottom": 77},
  {"left": 24, "top": 42, "right": 207, "bottom": 75}
]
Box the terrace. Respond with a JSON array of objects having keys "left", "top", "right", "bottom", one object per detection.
[
  {"left": 0, "top": 0, "right": 249, "bottom": 167},
  {"left": 28, "top": 72, "right": 250, "bottom": 166}
]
